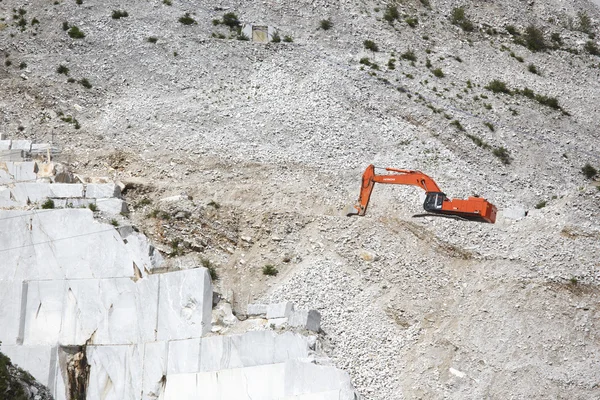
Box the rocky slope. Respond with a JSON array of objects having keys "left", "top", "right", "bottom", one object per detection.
[{"left": 1, "top": 0, "right": 600, "bottom": 399}]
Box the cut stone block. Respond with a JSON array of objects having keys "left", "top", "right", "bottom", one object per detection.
[
  {"left": 49, "top": 183, "right": 84, "bottom": 198},
  {"left": 121, "top": 229, "right": 164, "bottom": 274},
  {"left": 96, "top": 198, "right": 129, "bottom": 214},
  {"left": 23, "top": 280, "right": 67, "bottom": 345},
  {"left": 157, "top": 268, "right": 212, "bottom": 340},
  {"left": 0, "top": 150, "right": 24, "bottom": 161},
  {"left": 0, "top": 139, "right": 12, "bottom": 150},
  {"left": 288, "top": 309, "right": 322, "bottom": 332},
  {"left": 5, "top": 161, "right": 38, "bottom": 182},
  {"left": 267, "top": 301, "right": 294, "bottom": 319},
  {"left": 167, "top": 338, "right": 200, "bottom": 374},
  {"left": 51, "top": 198, "right": 96, "bottom": 208},
  {"left": 247, "top": 303, "right": 268, "bottom": 316},
  {"left": 86, "top": 345, "right": 144, "bottom": 400},
  {"left": 11, "top": 139, "right": 32, "bottom": 151},
  {"left": 86, "top": 183, "right": 121, "bottom": 199},
  {"left": 0, "top": 186, "right": 17, "bottom": 208},
  {"left": 142, "top": 341, "right": 168, "bottom": 400},
  {"left": 12, "top": 182, "right": 52, "bottom": 203},
  {"left": 0, "top": 281, "right": 23, "bottom": 345}
]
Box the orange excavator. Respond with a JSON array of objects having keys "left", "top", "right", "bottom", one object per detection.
[{"left": 347, "top": 165, "right": 497, "bottom": 223}]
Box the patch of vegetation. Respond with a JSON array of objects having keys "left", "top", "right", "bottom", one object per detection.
[
  {"left": 0, "top": 350, "right": 28, "bottom": 400},
  {"left": 405, "top": 16, "right": 418, "bottom": 28},
  {"left": 400, "top": 49, "right": 416, "bottom": 61},
  {"left": 4, "top": 60, "right": 12, "bottom": 67},
  {"left": 466, "top": 133, "right": 490, "bottom": 148},
  {"left": 79, "top": 78, "right": 92, "bottom": 89},
  {"left": 581, "top": 163, "right": 597, "bottom": 179},
  {"left": 485, "top": 79, "right": 511, "bottom": 94},
  {"left": 577, "top": 12, "right": 592, "bottom": 35},
  {"left": 528, "top": 63, "right": 539, "bottom": 74},
  {"left": 237, "top": 32, "right": 249, "bottom": 41},
  {"left": 484, "top": 122, "right": 495, "bottom": 132},
  {"left": 88, "top": 203, "right": 98, "bottom": 212},
  {"left": 450, "top": 120, "right": 465, "bottom": 131},
  {"left": 222, "top": 12, "right": 240, "bottom": 29},
  {"left": 68, "top": 25, "right": 85, "bottom": 39},
  {"left": 585, "top": 41, "right": 600, "bottom": 56},
  {"left": 147, "top": 36, "right": 158, "bottom": 43},
  {"left": 179, "top": 13, "right": 196, "bottom": 25},
  {"left": 163, "top": 0, "right": 172, "bottom": 5},
  {"left": 319, "top": 18, "right": 332, "bottom": 30},
  {"left": 383, "top": 5, "right": 399, "bottom": 23},
  {"left": 41, "top": 199, "right": 55, "bottom": 209},
  {"left": 450, "top": 6, "right": 474, "bottom": 32},
  {"left": 207, "top": 200, "right": 220, "bottom": 209},
  {"left": 432, "top": 68, "right": 444, "bottom": 77},
  {"left": 283, "top": 35, "right": 293, "bottom": 43},
  {"left": 505, "top": 25, "right": 519, "bottom": 36},
  {"left": 535, "top": 200, "right": 547, "bottom": 209},
  {"left": 31, "top": 18, "right": 39, "bottom": 25},
  {"left": 56, "top": 64, "right": 69, "bottom": 75},
  {"left": 387, "top": 58, "right": 396, "bottom": 70},
  {"left": 62, "top": 21, "right": 69, "bottom": 31},
  {"left": 510, "top": 52, "right": 524, "bottom": 62},
  {"left": 523, "top": 25, "right": 546, "bottom": 52},
  {"left": 18, "top": 62, "right": 26, "bottom": 69},
  {"left": 262, "top": 264, "right": 279, "bottom": 276},
  {"left": 201, "top": 258, "right": 219, "bottom": 281},
  {"left": 271, "top": 31, "right": 281, "bottom": 43},
  {"left": 110, "top": 219, "right": 119, "bottom": 227},
  {"left": 364, "top": 40, "right": 378, "bottom": 52},
  {"left": 534, "top": 93, "right": 559, "bottom": 109},
  {"left": 493, "top": 146, "right": 511, "bottom": 165},
  {"left": 111, "top": 10, "right": 128, "bottom": 19}
]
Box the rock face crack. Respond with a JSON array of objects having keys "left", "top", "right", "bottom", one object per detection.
[{"left": 61, "top": 345, "right": 90, "bottom": 400}]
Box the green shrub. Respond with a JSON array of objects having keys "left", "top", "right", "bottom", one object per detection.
[
  {"left": 237, "top": 33, "right": 249, "bottom": 41},
  {"left": 41, "top": 199, "right": 55, "bottom": 209},
  {"left": 505, "top": 25, "right": 519, "bottom": 35},
  {"left": 425, "top": 58, "right": 431, "bottom": 68},
  {"left": 283, "top": 35, "right": 293, "bottom": 43},
  {"left": 4, "top": 60, "right": 12, "bottom": 67},
  {"left": 163, "top": 0, "right": 172, "bottom": 5},
  {"left": 179, "top": 13, "right": 196, "bottom": 25},
  {"left": 400, "top": 49, "right": 416, "bottom": 61},
  {"left": 57, "top": 64, "right": 69, "bottom": 75},
  {"left": 534, "top": 94, "right": 559, "bottom": 109},
  {"left": 31, "top": 18, "right": 39, "bottom": 25},
  {"left": 271, "top": 31, "right": 281, "bottom": 43},
  {"left": 383, "top": 5, "right": 399, "bottom": 23},
  {"left": 485, "top": 79, "right": 510, "bottom": 94},
  {"left": 110, "top": 219, "right": 119, "bottom": 227},
  {"left": 528, "top": 63, "right": 539, "bottom": 74},
  {"left": 147, "top": 36, "right": 158, "bottom": 43},
  {"left": 387, "top": 58, "right": 396, "bottom": 70},
  {"left": 466, "top": 133, "right": 490, "bottom": 148},
  {"left": 62, "top": 21, "right": 69, "bottom": 31},
  {"left": 483, "top": 122, "right": 495, "bottom": 132},
  {"left": 222, "top": 12, "right": 240, "bottom": 28},
  {"left": 584, "top": 41, "right": 600, "bottom": 56},
  {"left": 262, "top": 264, "right": 279, "bottom": 276},
  {"left": 111, "top": 10, "right": 129, "bottom": 19},
  {"left": 359, "top": 57, "right": 371, "bottom": 66},
  {"left": 450, "top": 6, "right": 474, "bottom": 32},
  {"left": 520, "top": 87, "right": 535, "bottom": 98},
  {"left": 535, "top": 200, "right": 547, "bottom": 209},
  {"left": 19, "top": 62, "right": 27, "bottom": 69},
  {"left": 523, "top": 25, "right": 546, "bottom": 51},
  {"left": 581, "top": 163, "right": 598, "bottom": 179},
  {"left": 432, "top": 68, "right": 444, "bottom": 77},
  {"left": 76, "top": 0, "right": 82, "bottom": 4},
  {"left": 88, "top": 203, "right": 98, "bottom": 212},
  {"left": 578, "top": 12, "right": 592, "bottom": 34},
  {"left": 320, "top": 19, "right": 332, "bottom": 30},
  {"left": 201, "top": 258, "right": 219, "bottom": 281},
  {"left": 493, "top": 147, "right": 511, "bottom": 164},
  {"left": 450, "top": 120, "right": 465, "bottom": 131},
  {"left": 68, "top": 26, "right": 85, "bottom": 39},
  {"left": 79, "top": 78, "right": 92, "bottom": 89},
  {"left": 405, "top": 16, "right": 418, "bottom": 28},
  {"left": 364, "top": 40, "right": 378, "bottom": 52}
]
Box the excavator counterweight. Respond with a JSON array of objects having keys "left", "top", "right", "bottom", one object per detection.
[{"left": 347, "top": 165, "right": 497, "bottom": 223}]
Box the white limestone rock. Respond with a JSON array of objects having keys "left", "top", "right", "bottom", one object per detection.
[
  {"left": 0, "top": 139, "right": 11, "bottom": 150},
  {"left": 0, "top": 161, "right": 37, "bottom": 184},
  {"left": 11, "top": 139, "right": 31, "bottom": 151},
  {"left": 49, "top": 183, "right": 84, "bottom": 198},
  {"left": 167, "top": 338, "right": 200, "bottom": 374},
  {"left": 23, "top": 280, "right": 67, "bottom": 345},
  {"left": 157, "top": 268, "right": 213, "bottom": 340},
  {"left": 0, "top": 281, "right": 24, "bottom": 345},
  {"left": 0, "top": 186, "right": 17, "bottom": 207},
  {"left": 247, "top": 303, "right": 268, "bottom": 316},
  {"left": 12, "top": 182, "right": 52, "bottom": 203},
  {"left": 86, "top": 183, "right": 121, "bottom": 199},
  {"left": 86, "top": 345, "right": 144, "bottom": 400},
  {"left": 288, "top": 309, "right": 322, "bottom": 332},
  {"left": 121, "top": 229, "right": 164, "bottom": 274},
  {"left": 96, "top": 198, "right": 129, "bottom": 214},
  {"left": 267, "top": 302, "right": 294, "bottom": 319},
  {"left": 0, "top": 345, "right": 58, "bottom": 389},
  {"left": 142, "top": 341, "right": 168, "bottom": 400},
  {"left": 51, "top": 198, "right": 96, "bottom": 208}
]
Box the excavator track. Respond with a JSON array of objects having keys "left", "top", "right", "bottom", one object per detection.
[{"left": 412, "top": 213, "right": 469, "bottom": 221}]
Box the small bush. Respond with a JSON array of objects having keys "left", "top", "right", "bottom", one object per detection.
[
  {"left": 578, "top": 12, "right": 592, "bottom": 34},
  {"left": 201, "top": 258, "right": 219, "bottom": 281},
  {"left": 76, "top": 0, "right": 82, "bottom": 4},
  {"left": 466, "top": 134, "right": 490, "bottom": 148},
  {"left": 584, "top": 41, "right": 600, "bottom": 56},
  {"left": 405, "top": 16, "right": 418, "bottom": 28},
  {"left": 110, "top": 219, "right": 119, "bottom": 227},
  {"left": 237, "top": 33, "right": 249, "bottom": 41},
  {"left": 179, "top": 13, "right": 196, "bottom": 25},
  {"left": 19, "top": 62, "right": 27, "bottom": 69},
  {"left": 400, "top": 50, "right": 416, "bottom": 61},
  {"left": 88, "top": 203, "right": 98, "bottom": 212},
  {"left": 41, "top": 199, "right": 55, "bottom": 209},
  {"left": 534, "top": 94, "right": 559, "bottom": 109},
  {"left": 31, "top": 18, "right": 39, "bottom": 25},
  {"left": 484, "top": 122, "right": 495, "bottom": 132},
  {"left": 262, "top": 264, "right": 279, "bottom": 276},
  {"left": 222, "top": 12, "right": 240, "bottom": 29},
  {"left": 485, "top": 79, "right": 511, "bottom": 94},
  {"left": 535, "top": 200, "right": 547, "bottom": 209},
  {"left": 520, "top": 87, "right": 535, "bottom": 99},
  {"left": 283, "top": 35, "right": 293, "bottom": 43},
  {"left": 271, "top": 31, "right": 281, "bottom": 43},
  {"left": 528, "top": 63, "right": 539, "bottom": 74},
  {"left": 147, "top": 36, "right": 158, "bottom": 43},
  {"left": 523, "top": 25, "right": 546, "bottom": 52},
  {"left": 320, "top": 19, "right": 332, "bottom": 30},
  {"left": 163, "top": 0, "right": 172, "bottom": 5},
  {"left": 67, "top": 77, "right": 75, "bottom": 83},
  {"left": 505, "top": 25, "right": 519, "bottom": 36},
  {"left": 493, "top": 147, "right": 511, "bottom": 165},
  {"left": 4, "top": 60, "right": 12, "bottom": 67},
  {"left": 450, "top": 6, "right": 474, "bottom": 32},
  {"left": 68, "top": 26, "right": 85, "bottom": 39},
  {"left": 387, "top": 58, "right": 396, "bottom": 70},
  {"left": 450, "top": 120, "right": 465, "bottom": 131},
  {"left": 432, "top": 68, "right": 444, "bottom": 77},
  {"left": 425, "top": 58, "right": 432, "bottom": 68},
  {"left": 79, "top": 78, "right": 92, "bottom": 89},
  {"left": 359, "top": 57, "right": 371, "bottom": 66},
  {"left": 111, "top": 10, "right": 129, "bottom": 19},
  {"left": 62, "top": 21, "right": 69, "bottom": 31},
  {"left": 56, "top": 64, "right": 69, "bottom": 75},
  {"left": 581, "top": 163, "right": 598, "bottom": 179},
  {"left": 383, "top": 5, "right": 399, "bottom": 23},
  {"left": 364, "top": 40, "right": 378, "bottom": 52}
]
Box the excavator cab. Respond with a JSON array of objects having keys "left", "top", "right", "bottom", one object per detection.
[{"left": 423, "top": 192, "right": 447, "bottom": 212}]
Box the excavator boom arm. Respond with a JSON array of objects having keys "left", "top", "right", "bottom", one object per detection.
[{"left": 348, "top": 164, "right": 496, "bottom": 223}]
